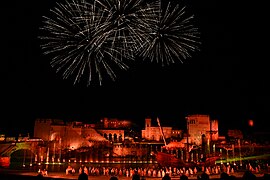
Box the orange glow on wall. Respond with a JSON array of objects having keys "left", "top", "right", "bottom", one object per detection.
[{"left": 0, "top": 157, "right": 10, "bottom": 167}]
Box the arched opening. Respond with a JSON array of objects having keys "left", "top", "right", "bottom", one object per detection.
[
  {"left": 104, "top": 133, "right": 108, "bottom": 139},
  {"left": 113, "top": 134, "right": 117, "bottom": 142},
  {"left": 119, "top": 134, "right": 123, "bottom": 142},
  {"left": 10, "top": 149, "right": 35, "bottom": 169},
  {"left": 108, "top": 134, "right": 112, "bottom": 141}
]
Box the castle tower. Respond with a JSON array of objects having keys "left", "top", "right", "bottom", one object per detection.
[
  {"left": 34, "top": 119, "right": 53, "bottom": 141},
  {"left": 186, "top": 114, "right": 210, "bottom": 145},
  {"left": 210, "top": 119, "right": 219, "bottom": 141},
  {"left": 103, "top": 117, "right": 109, "bottom": 128},
  {"left": 145, "top": 117, "right": 151, "bottom": 140},
  {"left": 145, "top": 117, "right": 151, "bottom": 128}
]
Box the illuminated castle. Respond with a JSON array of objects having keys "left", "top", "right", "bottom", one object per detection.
[
  {"left": 141, "top": 117, "right": 172, "bottom": 141},
  {"left": 186, "top": 114, "right": 219, "bottom": 145},
  {"left": 34, "top": 118, "right": 131, "bottom": 150},
  {"left": 141, "top": 115, "right": 220, "bottom": 147}
]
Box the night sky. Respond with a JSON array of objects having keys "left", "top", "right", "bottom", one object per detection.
[{"left": 2, "top": 0, "right": 268, "bottom": 136}]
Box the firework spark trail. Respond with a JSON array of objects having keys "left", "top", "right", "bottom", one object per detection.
[
  {"left": 39, "top": 0, "right": 200, "bottom": 86},
  {"left": 136, "top": 1, "right": 200, "bottom": 66},
  {"left": 39, "top": 0, "right": 133, "bottom": 86},
  {"left": 39, "top": 0, "right": 157, "bottom": 86},
  {"left": 95, "top": 0, "right": 160, "bottom": 60}
]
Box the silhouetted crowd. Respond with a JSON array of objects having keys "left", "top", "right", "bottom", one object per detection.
[{"left": 62, "top": 163, "right": 270, "bottom": 180}]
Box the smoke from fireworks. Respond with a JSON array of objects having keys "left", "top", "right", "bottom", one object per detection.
[{"left": 39, "top": 0, "right": 200, "bottom": 86}]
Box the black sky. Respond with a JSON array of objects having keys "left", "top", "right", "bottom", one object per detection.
[{"left": 1, "top": 0, "right": 269, "bottom": 136}]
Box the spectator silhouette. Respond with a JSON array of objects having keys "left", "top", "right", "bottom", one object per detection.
[
  {"left": 132, "top": 171, "right": 141, "bottom": 180},
  {"left": 110, "top": 176, "right": 119, "bottom": 180},
  {"left": 229, "top": 175, "right": 237, "bottom": 180},
  {"left": 242, "top": 170, "right": 256, "bottom": 180},
  {"left": 78, "top": 170, "right": 88, "bottom": 180},
  {"left": 36, "top": 173, "right": 44, "bottom": 180},
  {"left": 220, "top": 172, "right": 230, "bottom": 180},
  {"left": 263, "top": 174, "right": 270, "bottom": 180},
  {"left": 180, "top": 174, "right": 189, "bottom": 180},
  {"left": 162, "top": 173, "right": 171, "bottom": 180},
  {"left": 198, "top": 172, "right": 210, "bottom": 180}
]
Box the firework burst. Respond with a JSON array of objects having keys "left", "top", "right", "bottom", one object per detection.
[
  {"left": 39, "top": 0, "right": 200, "bottom": 86},
  {"left": 136, "top": 1, "right": 201, "bottom": 66},
  {"left": 94, "top": 0, "right": 159, "bottom": 56}
]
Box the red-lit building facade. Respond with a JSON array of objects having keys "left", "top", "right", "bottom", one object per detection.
[
  {"left": 34, "top": 118, "right": 132, "bottom": 150},
  {"left": 186, "top": 114, "right": 219, "bottom": 145}
]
